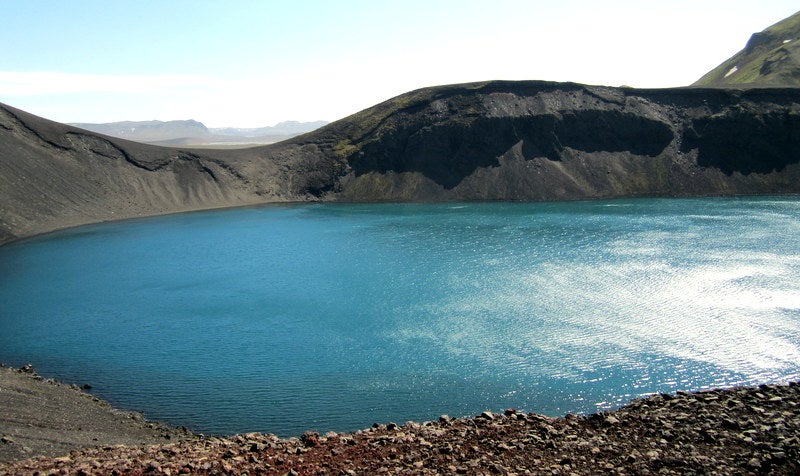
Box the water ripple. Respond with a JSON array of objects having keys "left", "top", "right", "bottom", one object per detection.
[{"left": 1, "top": 197, "right": 799, "bottom": 436}]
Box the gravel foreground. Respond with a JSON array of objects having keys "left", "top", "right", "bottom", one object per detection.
[{"left": 1, "top": 369, "right": 798, "bottom": 476}]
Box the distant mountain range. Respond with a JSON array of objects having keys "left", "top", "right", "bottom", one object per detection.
[
  {"left": 694, "top": 10, "right": 800, "bottom": 86},
  {"left": 68, "top": 119, "right": 329, "bottom": 147}
]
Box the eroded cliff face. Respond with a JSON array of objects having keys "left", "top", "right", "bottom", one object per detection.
[
  {"left": 316, "top": 82, "right": 800, "bottom": 202},
  {"left": 2, "top": 81, "right": 800, "bottom": 243}
]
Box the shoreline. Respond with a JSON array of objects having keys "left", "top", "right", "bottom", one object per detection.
[
  {"left": 3, "top": 193, "right": 799, "bottom": 248},
  {"left": 0, "top": 198, "right": 299, "bottom": 247},
  {"left": 0, "top": 364, "right": 195, "bottom": 464},
  {"left": 1, "top": 364, "right": 798, "bottom": 474}
]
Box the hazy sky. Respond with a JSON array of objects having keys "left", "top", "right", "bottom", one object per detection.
[{"left": 1, "top": 0, "right": 797, "bottom": 127}]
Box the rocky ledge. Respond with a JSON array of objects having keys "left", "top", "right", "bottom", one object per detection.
[{"left": 1, "top": 382, "right": 798, "bottom": 475}]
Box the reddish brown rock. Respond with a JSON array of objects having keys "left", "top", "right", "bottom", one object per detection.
[{"left": 2, "top": 382, "right": 799, "bottom": 475}]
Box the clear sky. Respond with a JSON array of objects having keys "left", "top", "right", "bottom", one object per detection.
[{"left": 0, "top": 0, "right": 797, "bottom": 127}]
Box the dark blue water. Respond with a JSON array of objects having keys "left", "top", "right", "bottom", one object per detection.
[{"left": 1, "top": 198, "right": 799, "bottom": 436}]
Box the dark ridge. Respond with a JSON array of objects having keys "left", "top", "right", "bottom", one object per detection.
[{"left": 0, "top": 105, "right": 71, "bottom": 151}]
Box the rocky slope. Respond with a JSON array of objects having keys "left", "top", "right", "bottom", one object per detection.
[
  {"left": 3, "top": 81, "right": 800, "bottom": 244},
  {"left": 694, "top": 10, "right": 800, "bottom": 87},
  {"left": 2, "top": 381, "right": 798, "bottom": 475}
]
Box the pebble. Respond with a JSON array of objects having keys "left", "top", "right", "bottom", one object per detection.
[
  {"left": 604, "top": 415, "right": 620, "bottom": 425},
  {"left": 2, "top": 382, "right": 798, "bottom": 475}
]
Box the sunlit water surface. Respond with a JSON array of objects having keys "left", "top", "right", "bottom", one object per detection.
[{"left": 1, "top": 198, "right": 799, "bottom": 436}]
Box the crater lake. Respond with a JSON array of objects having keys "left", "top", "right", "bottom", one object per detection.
[{"left": 1, "top": 197, "right": 799, "bottom": 436}]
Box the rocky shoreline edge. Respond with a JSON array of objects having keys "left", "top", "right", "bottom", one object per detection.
[{"left": 1, "top": 366, "right": 798, "bottom": 475}]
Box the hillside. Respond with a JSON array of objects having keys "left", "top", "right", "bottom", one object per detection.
[
  {"left": 0, "top": 103, "right": 302, "bottom": 244},
  {"left": 694, "top": 10, "right": 800, "bottom": 86},
  {"left": 3, "top": 80, "right": 800, "bottom": 244},
  {"left": 269, "top": 81, "right": 800, "bottom": 202}
]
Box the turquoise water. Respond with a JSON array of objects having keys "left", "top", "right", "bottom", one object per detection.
[{"left": 1, "top": 198, "right": 799, "bottom": 436}]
